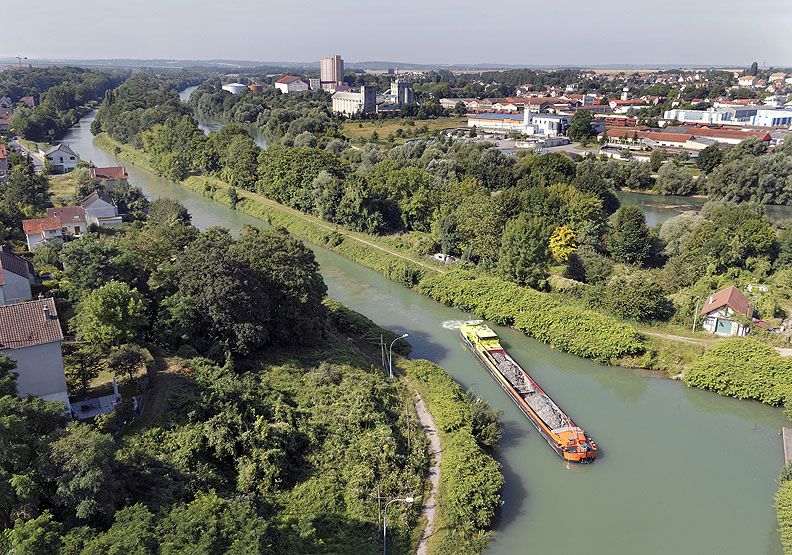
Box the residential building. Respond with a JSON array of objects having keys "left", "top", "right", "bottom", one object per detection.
[
  {"left": 320, "top": 54, "right": 344, "bottom": 90},
  {"left": 738, "top": 75, "right": 758, "bottom": 87},
  {"left": 46, "top": 206, "right": 86, "bottom": 237},
  {"left": 22, "top": 216, "right": 64, "bottom": 250},
  {"left": 40, "top": 144, "right": 79, "bottom": 173},
  {"left": 82, "top": 190, "right": 123, "bottom": 227},
  {"left": 19, "top": 95, "right": 35, "bottom": 108},
  {"left": 221, "top": 83, "right": 247, "bottom": 95},
  {"left": 332, "top": 86, "right": 377, "bottom": 116},
  {"left": 0, "top": 297, "right": 70, "bottom": 411},
  {"left": 89, "top": 166, "right": 128, "bottom": 189},
  {"left": 247, "top": 83, "right": 265, "bottom": 93},
  {"left": 275, "top": 76, "right": 309, "bottom": 94},
  {"left": 0, "top": 96, "right": 11, "bottom": 109},
  {"left": 699, "top": 286, "right": 753, "bottom": 337},
  {"left": 769, "top": 72, "right": 788, "bottom": 82},
  {"left": 0, "top": 117, "right": 9, "bottom": 133},
  {"left": 308, "top": 78, "right": 321, "bottom": 91},
  {"left": 0, "top": 245, "right": 34, "bottom": 305}
]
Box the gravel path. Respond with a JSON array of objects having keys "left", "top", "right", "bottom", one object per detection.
[{"left": 414, "top": 388, "right": 441, "bottom": 555}]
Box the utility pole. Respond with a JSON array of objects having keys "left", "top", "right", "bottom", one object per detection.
[{"left": 692, "top": 298, "right": 700, "bottom": 332}]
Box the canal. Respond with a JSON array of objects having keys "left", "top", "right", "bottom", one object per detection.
[{"left": 62, "top": 109, "right": 786, "bottom": 555}]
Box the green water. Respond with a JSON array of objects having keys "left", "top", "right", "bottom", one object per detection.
[{"left": 64, "top": 113, "right": 787, "bottom": 554}]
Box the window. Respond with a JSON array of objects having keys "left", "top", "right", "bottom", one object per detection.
[{"left": 74, "top": 226, "right": 80, "bottom": 234}]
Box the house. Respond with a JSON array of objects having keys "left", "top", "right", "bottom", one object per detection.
[
  {"left": 47, "top": 206, "right": 86, "bottom": 236},
  {"left": 0, "top": 144, "right": 8, "bottom": 178},
  {"left": 0, "top": 96, "right": 12, "bottom": 109},
  {"left": 40, "top": 143, "right": 79, "bottom": 173},
  {"left": 699, "top": 286, "right": 753, "bottom": 336},
  {"left": 89, "top": 166, "right": 128, "bottom": 189},
  {"left": 82, "top": 190, "right": 123, "bottom": 227},
  {"left": 0, "top": 298, "right": 70, "bottom": 411},
  {"left": 0, "top": 117, "right": 9, "bottom": 133},
  {"left": 738, "top": 76, "right": 758, "bottom": 87},
  {"left": 274, "top": 76, "right": 309, "bottom": 94},
  {"left": 0, "top": 245, "right": 34, "bottom": 305},
  {"left": 19, "top": 95, "right": 35, "bottom": 108},
  {"left": 22, "top": 216, "right": 64, "bottom": 251}
]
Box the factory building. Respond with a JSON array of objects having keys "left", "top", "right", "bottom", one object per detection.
[
  {"left": 332, "top": 86, "right": 377, "bottom": 116},
  {"left": 320, "top": 55, "right": 344, "bottom": 90}
]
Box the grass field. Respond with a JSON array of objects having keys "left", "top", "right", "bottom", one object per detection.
[
  {"left": 49, "top": 172, "right": 78, "bottom": 205},
  {"left": 341, "top": 117, "right": 466, "bottom": 144}
]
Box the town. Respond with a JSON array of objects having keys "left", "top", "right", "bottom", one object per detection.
[{"left": 1, "top": 6, "right": 792, "bottom": 554}]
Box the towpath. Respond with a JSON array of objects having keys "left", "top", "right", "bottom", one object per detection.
[{"left": 414, "top": 388, "right": 441, "bottom": 555}]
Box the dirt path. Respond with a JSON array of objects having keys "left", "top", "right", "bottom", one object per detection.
[
  {"left": 643, "top": 330, "right": 715, "bottom": 347},
  {"left": 413, "top": 388, "right": 441, "bottom": 555},
  {"left": 237, "top": 187, "right": 446, "bottom": 275}
]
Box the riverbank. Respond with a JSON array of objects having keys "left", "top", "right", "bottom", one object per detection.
[{"left": 94, "top": 133, "right": 660, "bottom": 369}]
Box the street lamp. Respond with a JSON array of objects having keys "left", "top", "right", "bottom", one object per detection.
[
  {"left": 388, "top": 334, "right": 409, "bottom": 379},
  {"left": 383, "top": 496, "right": 414, "bottom": 555}
]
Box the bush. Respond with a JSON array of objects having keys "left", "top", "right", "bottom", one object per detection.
[
  {"left": 418, "top": 271, "right": 644, "bottom": 363},
  {"left": 594, "top": 271, "right": 674, "bottom": 322},
  {"left": 777, "top": 479, "right": 792, "bottom": 554},
  {"left": 685, "top": 339, "right": 792, "bottom": 404}
]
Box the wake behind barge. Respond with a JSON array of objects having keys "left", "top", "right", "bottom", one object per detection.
[{"left": 460, "top": 322, "right": 597, "bottom": 463}]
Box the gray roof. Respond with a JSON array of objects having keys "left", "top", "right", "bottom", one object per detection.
[
  {"left": 81, "top": 189, "right": 115, "bottom": 208},
  {"left": 44, "top": 144, "right": 78, "bottom": 157}
]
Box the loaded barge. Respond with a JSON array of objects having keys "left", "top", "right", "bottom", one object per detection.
[{"left": 460, "top": 322, "right": 597, "bottom": 463}]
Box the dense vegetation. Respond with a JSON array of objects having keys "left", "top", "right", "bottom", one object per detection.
[
  {"left": 0, "top": 196, "right": 506, "bottom": 554},
  {"left": 684, "top": 339, "right": 792, "bottom": 405},
  {"left": 777, "top": 464, "right": 792, "bottom": 555},
  {"left": 2, "top": 66, "right": 129, "bottom": 141},
  {"left": 0, "top": 148, "right": 50, "bottom": 244}
]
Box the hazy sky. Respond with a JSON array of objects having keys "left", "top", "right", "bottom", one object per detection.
[{"left": 4, "top": 0, "right": 792, "bottom": 67}]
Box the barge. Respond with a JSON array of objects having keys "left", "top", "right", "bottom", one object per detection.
[{"left": 460, "top": 322, "right": 597, "bottom": 463}]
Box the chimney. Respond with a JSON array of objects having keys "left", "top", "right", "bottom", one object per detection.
[{"left": 43, "top": 303, "right": 52, "bottom": 320}]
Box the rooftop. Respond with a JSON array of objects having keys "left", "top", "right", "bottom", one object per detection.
[
  {"left": 47, "top": 206, "right": 86, "bottom": 223},
  {"left": 89, "top": 166, "right": 128, "bottom": 181},
  {"left": 82, "top": 189, "right": 115, "bottom": 208},
  {"left": 22, "top": 216, "right": 62, "bottom": 236},
  {"left": 0, "top": 245, "right": 34, "bottom": 285},
  {"left": 700, "top": 285, "right": 752, "bottom": 317},
  {"left": 0, "top": 298, "right": 63, "bottom": 350}
]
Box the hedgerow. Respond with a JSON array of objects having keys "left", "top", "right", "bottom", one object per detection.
[
  {"left": 777, "top": 466, "right": 792, "bottom": 554},
  {"left": 418, "top": 271, "right": 645, "bottom": 363},
  {"left": 684, "top": 338, "right": 792, "bottom": 405}
]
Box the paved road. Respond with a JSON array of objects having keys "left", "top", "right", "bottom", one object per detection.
[{"left": 9, "top": 138, "right": 44, "bottom": 171}]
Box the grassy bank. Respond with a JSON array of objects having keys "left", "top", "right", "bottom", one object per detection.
[{"left": 326, "top": 300, "right": 503, "bottom": 554}]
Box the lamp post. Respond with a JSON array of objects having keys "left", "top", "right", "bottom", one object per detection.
[
  {"left": 388, "top": 334, "right": 409, "bottom": 379},
  {"left": 383, "top": 496, "right": 414, "bottom": 555}
]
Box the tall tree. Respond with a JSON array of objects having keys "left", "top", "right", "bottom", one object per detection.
[
  {"left": 606, "top": 206, "right": 651, "bottom": 265},
  {"left": 497, "top": 215, "right": 550, "bottom": 287}
]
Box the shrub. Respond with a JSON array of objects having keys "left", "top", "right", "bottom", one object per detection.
[
  {"left": 418, "top": 271, "right": 644, "bottom": 363},
  {"left": 777, "top": 479, "right": 792, "bottom": 554},
  {"left": 685, "top": 339, "right": 792, "bottom": 404}
]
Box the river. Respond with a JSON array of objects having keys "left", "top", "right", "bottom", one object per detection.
[{"left": 61, "top": 109, "right": 786, "bottom": 554}]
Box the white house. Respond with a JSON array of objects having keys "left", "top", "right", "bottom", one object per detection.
[
  {"left": 0, "top": 246, "right": 34, "bottom": 305},
  {"left": 40, "top": 144, "right": 79, "bottom": 173},
  {"left": 699, "top": 286, "right": 752, "bottom": 337},
  {"left": 47, "top": 206, "right": 86, "bottom": 236},
  {"left": 0, "top": 298, "right": 70, "bottom": 411},
  {"left": 738, "top": 75, "right": 758, "bottom": 87},
  {"left": 82, "top": 190, "right": 123, "bottom": 227},
  {"left": 22, "top": 216, "right": 64, "bottom": 251},
  {"left": 275, "top": 76, "right": 309, "bottom": 94}
]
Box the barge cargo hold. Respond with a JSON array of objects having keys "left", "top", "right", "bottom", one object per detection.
[{"left": 460, "top": 322, "right": 597, "bottom": 463}]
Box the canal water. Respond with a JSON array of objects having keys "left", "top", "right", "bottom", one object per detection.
[{"left": 61, "top": 110, "right": 787, "bottom": 554}]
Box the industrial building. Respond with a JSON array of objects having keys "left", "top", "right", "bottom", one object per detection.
[
  {"left": 663, "top": 106, "right": 792, "bottom": 128},
  {"left": 320, "top": 55, "right": 344, "bottom": 90},
  {"left": 221, "top": 83, "right": 248, "bottom": 95},
  {"left": 332, "top": 86, "right": 377, "bottom": 116},
  {"left": 467, "top": 111, "right": 570, "bottom": 137}
]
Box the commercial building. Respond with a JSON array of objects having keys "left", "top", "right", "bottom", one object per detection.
[
  {"left": 275, "top": 76, "right": 309, "bottom": 94},
  {"left": 332, "top": 86, "right": 377, "bottom": 116},
  {"left": 0, "top": 297, "right": 70, "bottom": 411},
  {"left": 320, "top": 55, "right": 344, "bottom": 90},
  {"left": 664, "top": 106, "right": 792, "bottom": 128},
  {"left": 466, "top": 111, "right": 570, "bottom": 137}
]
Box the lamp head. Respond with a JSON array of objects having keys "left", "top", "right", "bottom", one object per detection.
[{"left": 404, "top": 497, "right": 414, "bottom": 503}]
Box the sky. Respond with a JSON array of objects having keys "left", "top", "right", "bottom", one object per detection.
[{"left": 4, "top": 0, "right": 792, "bottom": 67}]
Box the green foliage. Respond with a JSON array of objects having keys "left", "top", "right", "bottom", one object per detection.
[
  {"left": 567, "top": 110, "right": 594, "bottom": 142},
  {"left": 697, "top": 144, "right": 723, "bottom": 174},
  {"left": 594, "top": 270, "right": 674, "bottom": 322},
  {"left": 776, "top": 480, "right": 792, "bottom": 555},
  {"left": 418, "top": 271, "right": 644, "bottom": 363},
  {"left": 654, "top": 162, "right": 695, "bottom": 196},
  {"left": 1, "top": 511, "right": 61, "bottom": 555},
  {"left": 74, "top": 281, "right": 147, "bottom": 347},
  {"left": 649, "top": 149, "right": 667, "bottom": 172},
  {"left": 685, "top": 339, "right": 792, "bottom": 404},
  {"left": 606, "top": 205, "right": 651, "bottom": 265},
  {"left": 497, "top": 215, "right": 550, "bottom": 287}
]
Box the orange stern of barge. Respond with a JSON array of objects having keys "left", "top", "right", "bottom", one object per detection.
[{"left": 555, "top": 427, "right": 597, "bottom": 463}]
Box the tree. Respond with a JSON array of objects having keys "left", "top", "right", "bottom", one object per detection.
[
  {"left": 606, "top": 206, "right": 651, "bottom": 265},
  {"left": 107, "top": 344, "right": 146, "bottom": 381},
  {"left": 658, "top": 212, "right": 705, "bottom": 257},
  {"left": 78, "top": 504, "right": 158, "bottom": 555},
  {"left": 147, "top": 197, "right": 191, "bottom": 226},
  {"left": 597, "top": 271, "right": 674, "bottom": 321},
  {"left": 497, "top": 215, "right": 550, "bottom": 287},
  {"left": 549, "top": 226, "right": 577, "bottom": 262},
  {"left": 745, "top": 61, "right": 759, "bottom": 76},
  {"left": 45, "top": 423, "right": 118, "bottom": 520},
  {"left": 2, "top": 512, "right": 61, "bottom": 555},
  {"left": 74, "top": 281, "right": 147, "bottom": 347},
  {"left": 564, "top": 246, "right": 613, "bottom": 284},
  {"left": 654, "top": 162, "right": 695, "bottom": 195},
  {"left": 697, "top": 144, "right": 723, "bottom": 174},
  {"left": 567, "top": 110, "right": 594, "bottom": 142},
  {"left": 63, "top": 345, "right": 103, "bottom": 394},
  {"left": 649, "top": 148, "right": 667, "bottom": 172}
]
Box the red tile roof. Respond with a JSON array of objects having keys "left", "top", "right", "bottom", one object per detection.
[
  {"left": 47, "top": 206, "right": 86, "bottom": 224},
  {"left": 22, "top": 216, "right": 62, "bottom": 235},
  {"left": 0, "top": 144, "right": 7, "bottom": 159},
  {"left": 89, "top": 166, "right": 128, "bottom": 181},
  {"left": 276, "top": 75, "right": 303, "bottom": 85},
  {"left": 700, "top": 286, "right": 752, "bottom": 317},
  {"left": 603, "top": 129, "right": 693, "bottom": 143},
  {"left": 0, "top": 298, "right": 62, "bottom": 350},
  {"left": 687, "top": 127, "right": 771, "bottom": 141}
]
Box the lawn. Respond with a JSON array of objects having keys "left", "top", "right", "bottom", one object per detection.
[
  {"left": 49, "top": 172, "right": 78, "bottom": 205},
  {"left": 341, "top": 117, "right": 466, "bottom": 144}
]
